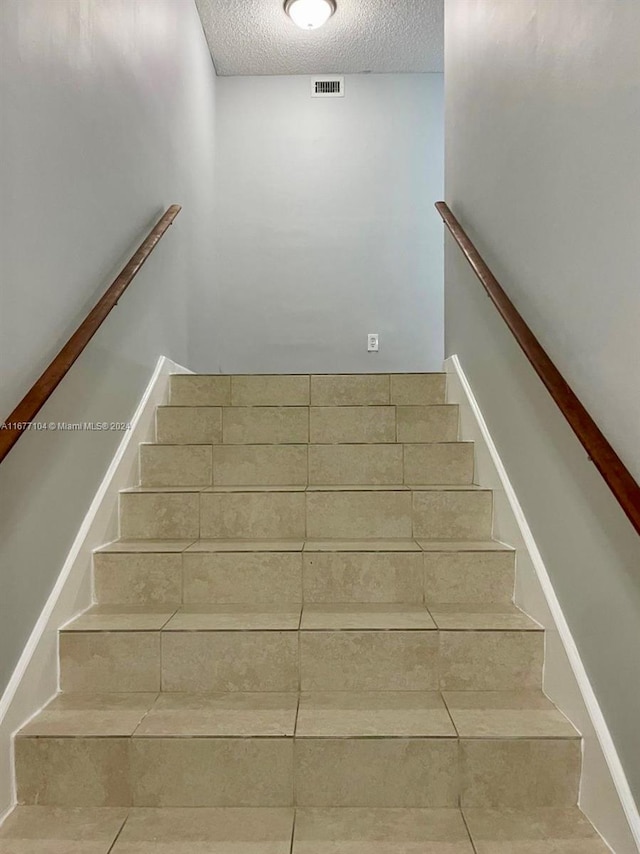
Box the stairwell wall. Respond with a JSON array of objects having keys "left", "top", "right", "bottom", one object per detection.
[
  {"left": 0, "top": 0, "right": 217, "bottom": 724},
  {"left": 203, "top": 72, "right": 444, "bottom": 374},
  {"left": 444, "top": 0, "right": 640, "bottom": 807}
]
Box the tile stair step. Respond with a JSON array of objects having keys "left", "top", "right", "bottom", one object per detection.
[
  {"left": 95, "top": 537, "right": 514, "bottom": 553},
  {"left": 18, "top": 688, "right": 578, "bottom": 740},
  {"left": 61, "top": 603, "right": 540, "bottom": 632},
  {"left": 15, "top": 690, "right": 579, "bottom": 809},
  {"left": 57, "top": 604, "right": 543, "bottom": 694},
  {"left": 139, "top": 441, "right": 475, "bottom": 487},
  {"left": 121, "top": 484, "right": 485, "bottom": 493},
  {"left": 155, "top": 404, "right": 460, "bottom": 444},
  {"left": 0, "top": 805, "right": 610, "bottom": 852},
  {"left": 15, "top": 737, "right": 580, "bottom": 809},
  {"left": 168, "top": 373, "right": 448, "bottom": 408},
  {"left": 117, "top": 487, "right": 494, "bottom": 541},
  {"left": 93, "top": 538, "right": 516, "bottom": 607}
]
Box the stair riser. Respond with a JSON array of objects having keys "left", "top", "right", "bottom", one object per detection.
[
  {"left": 300, "top": 631, "right": 542, "bottom": 692},
  {"left": 423, "top": 551, "right": 515, "bottom": 604},
  {"left": 155, "top": 406, "right": 459, "bottom": 445},
  {"left": 15, "top": 736, "right": 579, "bottom": 808},
  {"left": 302, "top": 552, "right": 425, "bottom": 604},
  {"left": 59, "top": 630, "right": 542, "bottom": 693},
  {"left": 183, "top": 552, "right": 304, "bottom": 605},
  {"left": 94, "top": 552, "right": 184, "bottom": 606},
  {"left": 139, "top": 443, "right": 474, "bottom": 487},
  {"left": 168, "top": 374, "right": 447, "bottom": 408},
  {"left": 15, "top": 737, "right": 291, "bottom": 808},
  {"left": 93, "top": 550, "right": 515, "bottom": 607},
  {"left": 118, "top": 490, "right": 493, "bottom": 540}
]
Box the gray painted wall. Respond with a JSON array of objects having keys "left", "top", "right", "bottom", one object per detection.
[
  {"left": 200, "top": 73, "right": 444, "bottom": 374},
  {"left": 0, "top": 0, "right": 217, "bottom": 695},
  {"left": 445, "top": 0, "right": 640, "bottom": 800}
]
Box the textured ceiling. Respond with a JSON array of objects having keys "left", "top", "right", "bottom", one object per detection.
[{"left": 194, "top": 0, "right": 444, "bottom": 76}]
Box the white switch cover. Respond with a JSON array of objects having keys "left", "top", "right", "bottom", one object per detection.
[{"left": 367, "top": 333, "right": 379, "bottom": 352}]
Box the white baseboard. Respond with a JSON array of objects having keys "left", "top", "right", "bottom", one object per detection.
[
  {"left": 445, "top": 354, "right": 640, "bottom": 854},
  {"left": 0, "top": 355, "right": 191, "bottom": 819}
]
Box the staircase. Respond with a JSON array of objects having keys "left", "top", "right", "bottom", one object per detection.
[{"left": 2, "top": 373, "right": 610, "bottom": 852}]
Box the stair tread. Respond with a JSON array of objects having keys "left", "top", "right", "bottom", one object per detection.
[
  {"left": 135, "top": 692, "right": 300, "bottom": 737},
  {"left": 418, "top": 539, "right": 514, "bottom": 552},
  {"left": 185, "top": 539, "right": 306, "bottom": 552},
  {"left": 121, "top": 485, "right": 210, "bottom": 493},
  {"left": 165, "top": 605, "right": 302, "bottom": 631},
  {"left": 162, "top": 402, "right": 459, "bottom": 409},
  {"left": 96, "top": 537, "right": 510, "bottom": 554},
  {"left": 442, "top": 691, "right": 580, "bottom": 739},
  {"left": 0, "top": 806, "right": 131, "bottom": 852},
  {"left": 305, "top": 483, "right": 411, "bottom": 491},
  {"left": 461, "top": 806, "right": 609, "bottom": 851},
  {"left": 62, "top": 604, "right": 541, "bottom": 634},
  {"left": 302, "top": 539, "right": 422, "bottom": 552},
  {"left": 300, "top": 604, "right": 436, "bottom": 631},
  {"left": 19, "top": 693, "right": 158, "bottom": 737},
  {"left": 0, "top": 806, "right": 608, "bottom": 853},
  {"left": 96, "top": 539, "right": 196, "bottom": 553},
  {"left": 63, "top": 605, "right": 178, "bottom": 632},
  {"left": 20, "top": 690, "right": 578, "bottom": 741},
  {"left": 205, "top": 484, "right": 308, "bottom": 492},
  {"left": 174, "top": 372, "right": 448, "bottom": 376},
  {"left": 296, "top": 691, "right": 456, "bottom": 738},
  {"left": 145, "top": 440, "right": 470, "bottom": 444},
  {"left": 293, "top": 807, "right": 471, "bottom": 851},
  {"left": 429, "top": 603, "right": 542, "bottom": 632},
  {"left": 122, "top": 484, "right": 486, "bottom": 493},
  {"left": 113, "top": 806, "right": 294, "bottom": 851}
]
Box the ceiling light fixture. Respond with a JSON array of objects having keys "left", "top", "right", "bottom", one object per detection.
[{"left": 284, "top": 0, "right": 336, "bottom": 30}]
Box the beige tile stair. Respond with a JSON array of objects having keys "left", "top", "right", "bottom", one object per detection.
[
  {"left": 53, "top": 600, "right": 544, "bottom": 694},
  {"left": 140, "top": 441, "right": 475, "bottom": 487},
  {"left": 155, "top": 404, "right": 462, "bottom": 445},
  {"left": 168, "top": 373, "right": 447, "bottom": 408},
  {"left": 15, "top": 682, "right": 579, "bottom": 809},
  {"left": 4, "top": 374, "right": 609, "bottom": 851},
  {"left": 118, "top": 486, "right": 493, "bottom": 541},
  {"left": 20, "top": 593, "right": 558, "bottom": 808},
  {"left": 0, "top": 804, "right": 610, "bottom": 853}
]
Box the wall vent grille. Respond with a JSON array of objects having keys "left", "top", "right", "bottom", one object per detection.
[{"left": 311, "top": 77, "right": 344, "bottom": 98}]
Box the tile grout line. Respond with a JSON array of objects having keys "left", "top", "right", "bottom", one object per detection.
[
  {"left": 293, "top": 643, "right": 302, "bottom": 815},
  {"left": 460, "top": 806, "right": 480, "bottom": 854},
  {"left": 105, "top": 808, "right": 131, "bottom": 854},
  {"left": 289, "top": 805, "right": 297, "bottom": 854},
  {"left": 402, "top": 439, "right": 406, "bottom": 487},
  {"left": 293, "top": 689, "right": 302, "bottom": 740},
  {"left": 179, "top": 549, "right": 185, "bottom": 606},
  {"left": 441, "top": 691, "right": 461, "bottom": 739}
]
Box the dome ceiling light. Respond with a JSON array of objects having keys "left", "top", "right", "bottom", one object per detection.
[{"left": 284, "top": 0, "right": 336, "bottom": 30}]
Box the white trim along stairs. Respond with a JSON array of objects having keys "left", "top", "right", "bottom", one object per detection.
[{"left": 1, "top": 362, "right": 636, "bottom": 852}]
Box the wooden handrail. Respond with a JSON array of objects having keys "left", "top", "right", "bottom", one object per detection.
[
  {"left": 435, "top": 201, "right": 640, "bottom": 536},
  {"left": 0, "top": 204, "right": 182, "bottom": 464}
]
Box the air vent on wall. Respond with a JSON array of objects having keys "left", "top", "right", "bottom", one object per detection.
[{"left": 311, "top": 76, "right": 344, "bottom": 98}]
